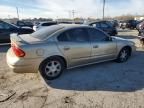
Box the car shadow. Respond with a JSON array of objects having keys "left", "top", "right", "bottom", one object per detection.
[
  {"left": 43, "top": 50, "right": 144, "bottom": 92},
  {"left": 0, "top": 45, "right": 10, "bottom": 53}
]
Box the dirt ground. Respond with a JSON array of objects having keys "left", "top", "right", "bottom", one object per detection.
[{"left": 0, "top": 29, "right": 144, "bottom": 108}]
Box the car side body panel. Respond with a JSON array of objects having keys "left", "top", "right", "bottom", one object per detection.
[
  {"left": 90, "top": 41, "right": 117, "bottom": 63},
  {"left": 6, "top": 25, "right": 136, "bottom": 74}
]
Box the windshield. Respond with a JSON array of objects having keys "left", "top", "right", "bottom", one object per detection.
[{"left": 31, "top": 25, "right": 64, "bottom": 40}]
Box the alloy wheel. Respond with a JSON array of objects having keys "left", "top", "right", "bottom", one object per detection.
[
  {"left": 119, "top": 49, "right": 129, "bottom": 62},
  {"left": 44, "top": 60, "right": 62, "bottom": 77}
]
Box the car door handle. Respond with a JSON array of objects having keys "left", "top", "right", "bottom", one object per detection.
[
  {"left": 63, "top": 47, "right": 70, "bottom": 51},
  {"left": 93, "top": 45, "right": 99, "bottom": 48}
]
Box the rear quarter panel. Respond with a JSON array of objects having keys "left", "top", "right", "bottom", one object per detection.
[{"left": 21, "top": 42, "right": 63, "bottom": 59}]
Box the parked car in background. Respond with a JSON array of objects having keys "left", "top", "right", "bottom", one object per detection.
[
  {"left": 136, "top": 21, "right": 144, "bottom": 31},
  {"left": 126, "top": 20, "right": 139, "bottom": 29},
  {"left": 7, "top": 24, "right": 135, "bottom": 80},
  {"left": 33, "top": 21, "right": 58, "bottom": 31},
  {"left": 110, "top": 20, "right": 119, "bottom": 28},
  {"left": 88, "top": 21, "right": 118, "bottom": 36},
  {"left": 0, "top": 20, "right": 34, "bottom": 43},
  {"left": 119, "top": 20, "right": 127, "bottom": 29},
  {"left": 16, "top": 21, "right": 34, "bottom": 28},
  {"left": 136, "top": 21, "right": 144, "bottom": 36}
]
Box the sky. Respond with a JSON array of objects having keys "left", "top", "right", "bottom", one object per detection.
[{"left": 0, "top": 0, "right": 144, "bottom": 19}]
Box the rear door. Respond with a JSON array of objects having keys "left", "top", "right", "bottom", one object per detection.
[
  {"left": 87, "top": 28, "right": 117, "bottom": 62},
  {"left": 57, "top": 28, "right": 92, "bottom": 67}
]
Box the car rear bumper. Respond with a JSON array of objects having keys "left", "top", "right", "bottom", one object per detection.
[
  {"left": 6, "top": 48, "right": 43, "bottom": 73},
  {"left": 7, "top": 64, "right": 37, "bottom": 73}
]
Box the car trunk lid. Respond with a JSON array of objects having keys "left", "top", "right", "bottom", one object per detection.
[{"left": 10, "top": 33, "right": 42, "bottom": 45}]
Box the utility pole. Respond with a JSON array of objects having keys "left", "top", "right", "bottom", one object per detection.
[
  {"left": 8, "top": 15, "right": 10, "bottom": 19},
  {"left": 16, "top": 7, "right": 19, "bottom": 20},
  {"left": 103, "top": 0, "right": 105, "bottom": 20},
  {"left": 72, "top": 10, "right": 76, "bottom": 19}
]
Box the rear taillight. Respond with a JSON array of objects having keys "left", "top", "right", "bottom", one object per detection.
[{"left": 11, "top": 44, "right": 25, "bottom": 57}]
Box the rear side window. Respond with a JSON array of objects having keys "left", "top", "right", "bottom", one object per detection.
[
  {"left": 58, "top": 28, "right": 89, "bottom": 42},
  {"left": 57, "top": 32, "right": 68, "bottom": 41},
  {"left": 42, "top": 23, "right": 57, "bottom": 26},
  {"left": 100, "top": 23, "right": 109, "bottom": 28},
  {"left": 87, "top": 28, "right": 108, "bottom": 42},
  {"left": 90, "top": 23, "right": 100, "bottom": 28}
]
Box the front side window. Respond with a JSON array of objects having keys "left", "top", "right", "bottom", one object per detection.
[
  {"left": 58, "top": 28, "right": 89, "bottom": 42},
  {"left": 17, "top": 21, "right": 25, "bottom": 26},
  {"left": 87, "top": 28, "right": 108, "bottom": 42}
]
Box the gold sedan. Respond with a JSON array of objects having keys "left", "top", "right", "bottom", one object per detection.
[{"left": 7, "top": 24, "right": 136, "bottom": 80}]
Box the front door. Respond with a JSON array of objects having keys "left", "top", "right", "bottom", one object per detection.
[{"left": 87, "top": 28, "right": 117, "bottom": 62}]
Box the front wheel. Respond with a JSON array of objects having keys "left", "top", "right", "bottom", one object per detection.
[
  {"left": 115, "top": 48, "right": 130, "bottom": 63},
  {"left": 39, "top": 57, "right": 65, "bottom": 80}
]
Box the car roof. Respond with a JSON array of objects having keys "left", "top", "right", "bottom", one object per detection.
[
  {"left": 86, "top": 20, "right": 111, "bottom": 25},
  {"left": 39, "top": 21, "right": 57, "bottom": 24},
  {"left": 39, "top": 24, "right": 90, "bottom": 30}
]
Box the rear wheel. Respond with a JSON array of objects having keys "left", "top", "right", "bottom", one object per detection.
[
  {"left": 116, "top": 47, "right": 131, "bottom": 63},
  {"left": 39, "top": 57, "right": 65, "bottom": 80}
]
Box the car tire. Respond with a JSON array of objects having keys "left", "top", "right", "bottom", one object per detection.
[
  {"left": 115, "top": 47, "right": 131, "bottom": 63},
  {"left": 39, "top": 57, "right": 65, "bottom": 80}
]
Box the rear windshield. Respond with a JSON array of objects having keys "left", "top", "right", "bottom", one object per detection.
[{"left": 31, "top": 25, "right": 64, "bottom": 40}]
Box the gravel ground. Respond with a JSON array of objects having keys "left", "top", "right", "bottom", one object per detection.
[{"left": 0, "top": 29, "right": 144, "bottom": 108}]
